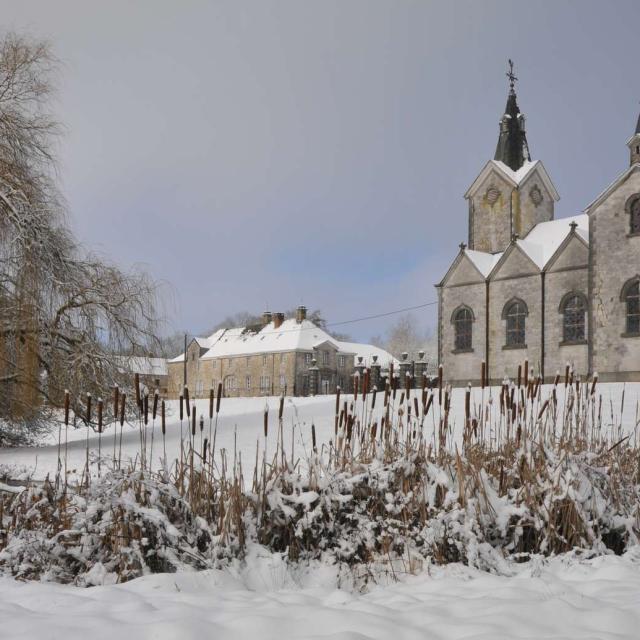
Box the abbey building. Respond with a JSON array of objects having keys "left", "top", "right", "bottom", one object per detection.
[{"left": 437, "top": 70, "right": 640, "bottom": 385}]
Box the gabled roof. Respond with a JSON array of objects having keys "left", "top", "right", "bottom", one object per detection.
[
  {"left": 464, "top": 249, "right": 502, "bottom": 277},
  {"left": 439, "top": 215, "right": 589, "bottom": 286},
  {"left": 437, "top": 249, "right": 489, "bottom": 287},
  {"left": 584, "top": 163, "right": 640, "bottom": 214},
  {"left": 464, "top": 159, "right": 560, "bottom": 201}
]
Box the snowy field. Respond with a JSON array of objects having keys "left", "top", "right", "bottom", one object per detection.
[
  {"left": 2, "top": 383, "right": 640, "bottom": 639},
  {"left": 1, "top": 546, "right": 640, "bottom": 639},
  {"left": 1, "top": 382, "right": 639, "bottom": 482}
]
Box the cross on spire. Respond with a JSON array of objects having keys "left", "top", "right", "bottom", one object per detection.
[{"left": 506, "top": 59, "right": 518, "bottom": 94}]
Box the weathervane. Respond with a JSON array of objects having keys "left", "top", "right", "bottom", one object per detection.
[{"left": 506, "top": 59, "right": 517, "bottom": 93}]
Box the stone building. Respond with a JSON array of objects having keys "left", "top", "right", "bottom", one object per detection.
[
  {"left": 167, "top": 306, "right": 396, "bottom": 398},
  {"left": 437, "top": 68, "right": 640, "bottom": 385}
]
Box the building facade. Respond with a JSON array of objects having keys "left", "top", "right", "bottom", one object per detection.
[
  {"left": 437, "top": 71, "right": 640, "bottom": 385},
  {"left": 167, "top": 306, "right": 397, "bottom": 398}
]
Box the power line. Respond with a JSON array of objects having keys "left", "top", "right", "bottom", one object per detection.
[
  {"left": 199, "top": 300, "right": 439, "bottom": 339},
  {"left": 326, "top": 301, "right": 438, "bottom": 328}
]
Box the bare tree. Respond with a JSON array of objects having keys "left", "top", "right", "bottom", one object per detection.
[
  {"left": 372, "top": 313, "right": 437, "bottom": 367},
  {"left": 0, "top": 33, "right": 159, "bottom": 426}
]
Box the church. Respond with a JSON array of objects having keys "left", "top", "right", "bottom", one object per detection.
[{"left": 437, "top": 64, "right": 640, "bottom": 385}]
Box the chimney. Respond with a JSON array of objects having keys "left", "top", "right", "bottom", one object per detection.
[
  {"left": 261, "top": 310, "right": 272, "bottom": 327},
  {"left": 273, "top": 312, "right": 285, "bottom": 329},
  {"left": 296, "top": 305, "right": 307, "bottom": 323}
]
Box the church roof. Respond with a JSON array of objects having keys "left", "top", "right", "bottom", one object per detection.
[
  {"left": 494, "top": 87, "right": 531, "bottom": 171},
  {"left": 461, "top": 214, "right": 589, "bottom": 277},
  {"left": 464, "top": 159, "right": 560, "bottom": 201}
]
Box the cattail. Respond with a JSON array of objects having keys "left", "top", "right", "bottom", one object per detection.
[
  {"left": 524, "top": 360, "right": 529, "bottom": 387},
  {"left": 113, "top": 385, "right": 119, "bottom": 420},
  {"left": 405, "top": 372, "right": 411, "bottom": 399},
  {"left": 481, "top": 361, "right": 486, "bottom": 390},
  {"left": 179, "top": 394, "right": 184, "bottom": 420},
  {"left": 438, "top": 364, "right": 443, "bottom": 404},
  {"left": 384, "top": 380, "right": 390, "bottom": 407},
  {"left": 279, "top": 394, "right": 284, "bottom": 420},
  {"left": 537, "top": 399, "right": 550, "bottom": 420},
  {"left": 346, "top": 415, "right": 353, "bottom": 442},
  {"left": 354, "top": 374, "right": 359, "bottom": 401},
  {"left": 564, "top": 363, "right": 570, "bottom": 387},
  {"left": 363, "top": 369, "right": 370, "bottom": 399},
  {"left": 371, "top": 386, "right": 377, "bottom": 410},
  {"left": 517, "top": 365, "right": 522, "bottom": 389},
  {"left": 371, "top": 421, "right": 377, "bottom": 439},
  {"left": 134, "top": 373, "right": 141, "bottom": 408},
  {"left": 191, "top": 409, "right": 196, "bottom": 436},
  {"left": 554, "top": 371, "right": 560, "bottom": 387},
  {"left": 64, "top": 389, "right": 70, "bottom": 426},
  {"left": 184, "top": 386, "right": 191, "bottom": 417},
  {"left": 424, "top": 393, "right": 433, "bottom": 417},
  {"left": 392, "top": 375, "right": 398, "bottom": 401},
  {"left": 161, "top": 400, "right": 166, "bottom": 435},
  {"left": 590, "top": 372, "right": 598, "bottom": 396},
  {"left": 335, "top": 387, "right": 341, "bottom": 415},
  {"left": 203, "top": 439, "right": 208, "bottom": 464},
  {"left": 216, "top": 382, "right": 222, "bottom": 413},
  {"left": 413, "top": 396, "right": 419, "bottom": 418},
  {"left": 209, "top": 388, "right": 214, "bottom": 419},
  {"left": 143, "top": 392, "right": 149, "bottom": 425},
  {"left": 86, "top": 393, "right": 92, "bottom": 424},
  {"left": 119, "top": 393, "right": 126, "bottom": 426},
  {"left": 399, "top": 391, "right": 405, "bottom": 406},
  {"left": 311, "top": 423, "right": 317, "bottom": 452},
  {"left": 465, "top": 385, "right": 471, "bottom": 425},
  {"left": 199, "top": 415, "right": 204, "bottom": 432},
  {"left": 152, "top": 390, "right": 159, "bottom": 420},
  {"left": 97, "top": 399, "right": 103, "bottom": 433}
]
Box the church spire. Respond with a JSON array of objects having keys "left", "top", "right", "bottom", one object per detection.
[{"left": 494, "top": 60, "right": 531, "bottom": 172}]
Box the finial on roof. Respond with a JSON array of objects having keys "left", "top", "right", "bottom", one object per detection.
[
  {"left": 506, "top": 59, "right": 518, "bottom": 94},
  {"left": 494, "top": 60, "right": 531, "bottom": 172},
  {"left": 459, "top": 242, "right": 467, "bottom": 251},
  {"left": 511, "top": 232, "right": 519, "bottom": 242},
  {"left": 569, "top": 221, "right": 578, "bottom": 232}
]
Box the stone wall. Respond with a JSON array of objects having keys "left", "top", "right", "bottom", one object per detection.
[{"left": 590, "top": 168, "right": 640, "bottom": 381}]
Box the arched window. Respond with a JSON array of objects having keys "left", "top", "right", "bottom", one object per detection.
[
  {"left": 627, "top": 196, "right": 640, "bottom": 234},
  {"left": 503, "top": 299, "right": 527, "bottom": 347},
  {"left": 452, "top": 306, "right": 473, "bottom": 351},
  {"left": 561, "top": 293, "right": 586, "bottom": 343},
  {"left": 622, "top": 279, "right": 640, "bottom": 335}
]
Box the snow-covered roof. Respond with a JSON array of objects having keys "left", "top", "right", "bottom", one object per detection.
[
  {"left": 167, "top": 318, "right": 396, "bottom": 367},
  {"left": 115, "top": 356, "right": 168, "bottom": 377},
  {"left": 460, "top": 214, "right": 589, "bottom": 279},
  {"left": 584, "top": 164, "right": 640, "bottom": 214},
  {"left": 200, "top": 319, "right": 343, "bottom": 359},
  {"left": 464, "top": 159, "right": 560, "bottom": 201},
  {"left": 464, "top": 250, "right": 502, "bottom": 277},
  {"left": 338, "top": 341, "right": 398, "bottom": 368}
]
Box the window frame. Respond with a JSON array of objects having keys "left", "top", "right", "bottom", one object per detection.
[
  {"left": 621, "top": 278, "right": 640, "bottom": 336},
  {"left": 451, "top": 305, "right": 474, "bottom": 353},
  {"left": 559, "top": 292, "right": 587, "bottom": 345},
  {"left": 502, "top": 298, "right": 528, "bottom": 349},
  {"left": 627, "top": 195, "right": 640, "bottom": 236}
]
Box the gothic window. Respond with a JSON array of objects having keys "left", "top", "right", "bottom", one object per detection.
[
  {"left": 561, "top": 293, "right": 586, "bottom": 343},
  {"left": 452, "top": 306, "right": 473, "bottom": 351},
  {"left": 622, "top": 279, "right": 640, "bottom": 335},
  {"left": 503, "top": 299, "right": 527, "bottom": 347},
  {"left": 631, "top": 198, "right": 640, "bottom": 234}
]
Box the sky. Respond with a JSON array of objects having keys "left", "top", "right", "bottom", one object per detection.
[{"left": 2, "top": 0, "right": 639, "bottom": 342}]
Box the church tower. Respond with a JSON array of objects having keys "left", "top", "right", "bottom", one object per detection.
[{"left": 464, "top": 61, "right": 559, "bottom": 254}]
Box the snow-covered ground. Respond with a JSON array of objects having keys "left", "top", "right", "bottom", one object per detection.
[
  {"left": 2, "top": 546, "right": 640, "bottom": 639},
  {"left": 1, "top": 382, "right": 638, "bottom": 482}
]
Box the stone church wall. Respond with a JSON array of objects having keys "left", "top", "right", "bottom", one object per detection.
[{"left": 590, "top": 170, "right": 640, "bottom": 381}]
